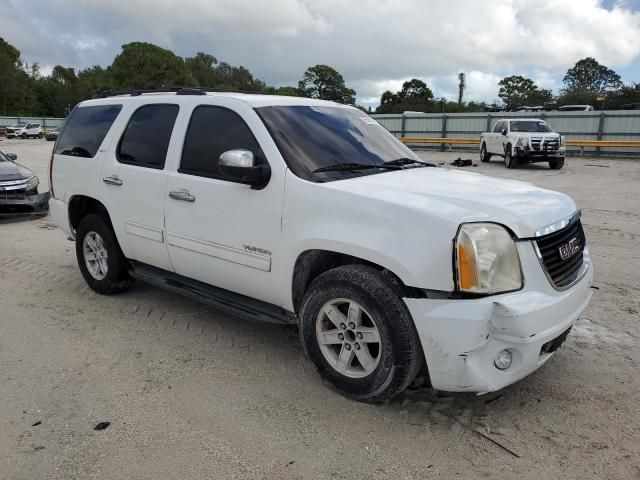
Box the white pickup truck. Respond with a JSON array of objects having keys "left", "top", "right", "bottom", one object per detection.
[{"left": 480, "top": 118, "right": 565, "bottom": 169}]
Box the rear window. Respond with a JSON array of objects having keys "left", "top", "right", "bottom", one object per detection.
[
  {"left": 55, "top": 104, "right": 122, "bottom": 158},
  {"left": 117, "top": 104, "right": 179, "bottom": 169}
]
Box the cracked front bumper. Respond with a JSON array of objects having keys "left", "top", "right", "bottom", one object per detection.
[
  {"left": 405, "top": 242, "right": 593, "bottom": 393},
  {"left": 0, "top": 192, "right": 50, "bottom": 215}
]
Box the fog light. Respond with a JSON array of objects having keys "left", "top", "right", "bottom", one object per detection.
[{"left": 494, "top": 349, "right": 512, "bottom": 370}]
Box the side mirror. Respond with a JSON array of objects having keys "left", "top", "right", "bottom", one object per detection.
[
  {"left": 501, "top": 128, "right": 508, "bottom": 136},
  {"left": 6, "top": 153, "right": 17, "bottom": 161},
  {"left": 218, "top": 150, "right": 270, "bottom": 190}
]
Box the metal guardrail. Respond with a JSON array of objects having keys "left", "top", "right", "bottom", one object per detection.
[
  {"left": 374, "top": 110, "right": 640, "bottom": 156},
  {"left": 400, "top": 137, "right": 640, "bottom": 156}
]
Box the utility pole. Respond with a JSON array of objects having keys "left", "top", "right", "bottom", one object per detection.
[{"left": 457, "top": 72, "right": 466, "bottom": 106}]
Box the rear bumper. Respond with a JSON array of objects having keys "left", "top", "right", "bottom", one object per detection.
[
  {"left": 0, "top": 191, "right": 50, "bottom": 215},
  {"left": 49, "top": 197, "right": 72, "bottom": 237},
  {"left": 405, "top": 244, "right": 593, "bottom": 393}
]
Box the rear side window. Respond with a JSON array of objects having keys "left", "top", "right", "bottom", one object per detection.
[
  {"left": 117, "top": 104, "right": 179, "bottom": 169},
  {"left": 179, "top": 106, "right": 263, "bottom": 179},
  {"left": 55, "top": 105, "right": 122, "bottom": 158}
]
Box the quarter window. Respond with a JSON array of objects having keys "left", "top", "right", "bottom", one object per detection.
[
  {"left": 55, "top": 104, "right": 123, "bottom": 158},
  {"left": 117, "top": 104, "right": 179, "bottom": 169},
  {"left": 493, "top": 121, "right": 504, "bottom": 133},
  {"left": 180, "top": 106, "right": 264, "bottom": 179}
]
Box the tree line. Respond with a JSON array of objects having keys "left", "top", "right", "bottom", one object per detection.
[
  {"left": 0, "top": 38, "right": 355, "bottom": 117},
  {"left": 1, "top": 35, "right": 638, "bottom": 117},
  {"left": 377, "top": 57, "right": 640, "bottom": 114}
]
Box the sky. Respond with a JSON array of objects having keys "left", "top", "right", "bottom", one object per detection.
[{"left": 4, "top": 0, "right": 640, "bottom": 108}]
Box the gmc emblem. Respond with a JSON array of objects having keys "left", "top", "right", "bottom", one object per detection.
[{"left": 559, "top": 237, "right": 580, "bottom": 261}]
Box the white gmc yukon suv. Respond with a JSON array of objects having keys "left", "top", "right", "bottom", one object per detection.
[
  {"left": 480, "top": 118, "right": 566, "bottom": 169},
  {"left": 49, "top": 88, "right": 592, "bottom": 402}
]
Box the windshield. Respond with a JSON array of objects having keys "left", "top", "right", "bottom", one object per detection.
[
  {"left": 510, "top": 121, "right": 553, "bottom": 133},
  {"left": 0, "top": 151, "right": 7, "bottom": 162},
  {"left": 256, "top": 106, "right": 420, "bottom": 182}
]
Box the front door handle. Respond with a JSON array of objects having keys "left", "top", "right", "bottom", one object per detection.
[
  {"left": 169, "top": 190, "right": 196, "bottom": 203},
  {"left": 103, "top": 176, "right": 123, "bottom": 186}
]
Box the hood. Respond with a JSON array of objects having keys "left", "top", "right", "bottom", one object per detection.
[
  {"left": 0, "top": 160, "right": 34, "bottom": 181},
  {"left": 325, "top": 167, "right": 577, "bottom": 238}
]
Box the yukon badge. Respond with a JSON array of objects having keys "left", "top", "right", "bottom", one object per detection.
[
  {"left": 243, "top": 245, "right": 272, "bottom": 256},
  {"left": 559, "top": 238, "right": 580, "bottom": 261}
]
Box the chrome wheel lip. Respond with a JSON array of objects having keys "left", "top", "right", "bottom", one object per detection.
[
  {"left": 83, "top": 231, "right": 108, "bottom": 281},
  {"left": 315, "top": 298, "right": 382, "bottom": 379}
]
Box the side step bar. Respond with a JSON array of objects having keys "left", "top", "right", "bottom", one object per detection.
[{"left": 128, "top": 261, "right": 297, "bottom": 326}]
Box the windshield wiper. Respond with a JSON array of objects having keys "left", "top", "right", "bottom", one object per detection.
[
  {"left": 384, "top": 157, "right": 437, "bottom": 167},
  {"left": 312, "top": 162, "right": 402, "bottom": 173}
]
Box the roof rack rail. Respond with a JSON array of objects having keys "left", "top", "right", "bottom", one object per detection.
[{"left": 92, "top": 86, "right": 207, "bottom": 99}]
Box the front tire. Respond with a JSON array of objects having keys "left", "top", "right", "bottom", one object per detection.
[
  {"left": 75, "top": 213, "right": 133, "bottom": 294},
  {"left": 504, "top": 145, "right": 517, "bottom": 169},
  {"left": 38, "top": 132, "right": 43, "bottom": 139},
  {"left": 549, "top": 158, "right": 564, "bottom": 170},
  {"left": 480, "top": 143, "right": 491, "bottom": 162},
  {"left": 21, "top": 133, "right": 27, "bottom": 139},
  {"left": 299, "top": 265, "right": 423, "bottom": 403}
]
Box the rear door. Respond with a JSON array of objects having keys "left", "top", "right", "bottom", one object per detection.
[{"left": 100, "top": 102, "right": 180, "bottom": 271}]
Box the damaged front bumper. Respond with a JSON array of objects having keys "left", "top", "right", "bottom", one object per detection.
[
  {"left": 0, "top": 191, "right": 50, "bottom": 215},
  {"left": 405, "top": 241, "right": 593, "bottom": 393}
]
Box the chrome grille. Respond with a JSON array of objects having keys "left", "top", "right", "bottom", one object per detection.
[
  {"left": 530, "top": 136, "right": 560, "bottom": 152},
  {"left": 535, "top": 219, "right": 586, "bottom": 288}
]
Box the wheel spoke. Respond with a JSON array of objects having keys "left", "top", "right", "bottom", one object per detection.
[
  {"left": 86, "top": 236, "right": 98, "bottom": 251},
  {"left": 323, "top": 305, "right": 347, "bottom": 329},
  {"left": 99, "top": 258, "right": 108, "bottom": 276},
  {"left": 358, "top": 327, "right": 380, "bottom": 344},
  {"left": 318, "top": 329, "right": 343, "bottom": 345},
  {"left": 84, "top": 251, "right": 97, "bottom": 261},
  {"left": 336, "top": 345, "right": 354, "bottom": 372},
  {"left": 354, "top": 345, "right": 376, "bottom": 372},
  {"left": 347, "top": 302, "right": 361, "bottom": 326}
]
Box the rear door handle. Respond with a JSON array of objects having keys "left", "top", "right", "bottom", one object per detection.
[
  {"left": 103, "top": 176, "right": 123, "bottom": 186},
  {"left": 169, "top": 190, "right": 195, "bottom": 203}
]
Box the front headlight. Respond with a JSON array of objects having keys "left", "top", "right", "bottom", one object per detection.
[
  {"left": 516, "top": 137, "right": 526, "bottom": 147},
  {"left": 560, "top": 135, "right": 565, "bottom": 146},
  {"left": 455, "top": 223, "right": 522, "bottom": 294},
  {"left": 26, "top": 175, "right": 39, "bottom": 192}
]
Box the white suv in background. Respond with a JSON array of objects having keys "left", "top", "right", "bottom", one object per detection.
[
  {"left": 5, "top": 123, "right": 43, "bottom": 139},
  {"left": 49, "top": 88, "right": 593, "bottom": 402}
]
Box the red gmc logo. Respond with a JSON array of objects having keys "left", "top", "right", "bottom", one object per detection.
[{"left": 559, "top": 238, "right": 581, "bottom": 260}]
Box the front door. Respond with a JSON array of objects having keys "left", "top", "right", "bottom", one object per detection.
[
  {"left": 164, "top": 100, "right": 285, "bottom": 306},
  {"left": 100, "top": 102, "right": 180, "bottom": 271}
]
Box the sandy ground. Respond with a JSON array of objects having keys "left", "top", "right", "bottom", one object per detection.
[{"left": 1, "top": 138, "right": 639, "bottom": 480}]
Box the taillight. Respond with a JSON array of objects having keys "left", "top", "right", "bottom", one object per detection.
[{"left": 48, "top": 152, "right": 55, "bottom": 198}]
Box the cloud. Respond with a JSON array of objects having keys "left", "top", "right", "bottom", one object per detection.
[{"left": 5, "top": 0, "right": 640, "bottom": 106}]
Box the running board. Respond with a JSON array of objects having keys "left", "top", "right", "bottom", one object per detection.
[{"left": 128, "top": 261, "right": 297, "bottom": 326}]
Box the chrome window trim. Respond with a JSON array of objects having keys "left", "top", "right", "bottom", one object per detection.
[{"left": 534, "top": 210, "right": 581, "bottom": 238}]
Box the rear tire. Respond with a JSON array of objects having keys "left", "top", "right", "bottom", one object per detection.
[
  {"left": 504, "top": 145, "right": 517, "bottom": 169},
  {"left": 75, "top": 213, "right": 133, "bottom": 294},
  {"left": 38, "top": 132, "right": 43, "bottom": 139},
  {"left": 21, "top": 133, "right": 27, "bottom": 139},
  {"left": 549, "top": 158, "right": 564, "bottom": 170},
  {"left": 299, "top": 265, "right": 423, "bottom": 403},
  {"left": 480, "top": 143, "right": 491, "bottom": 162}
]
